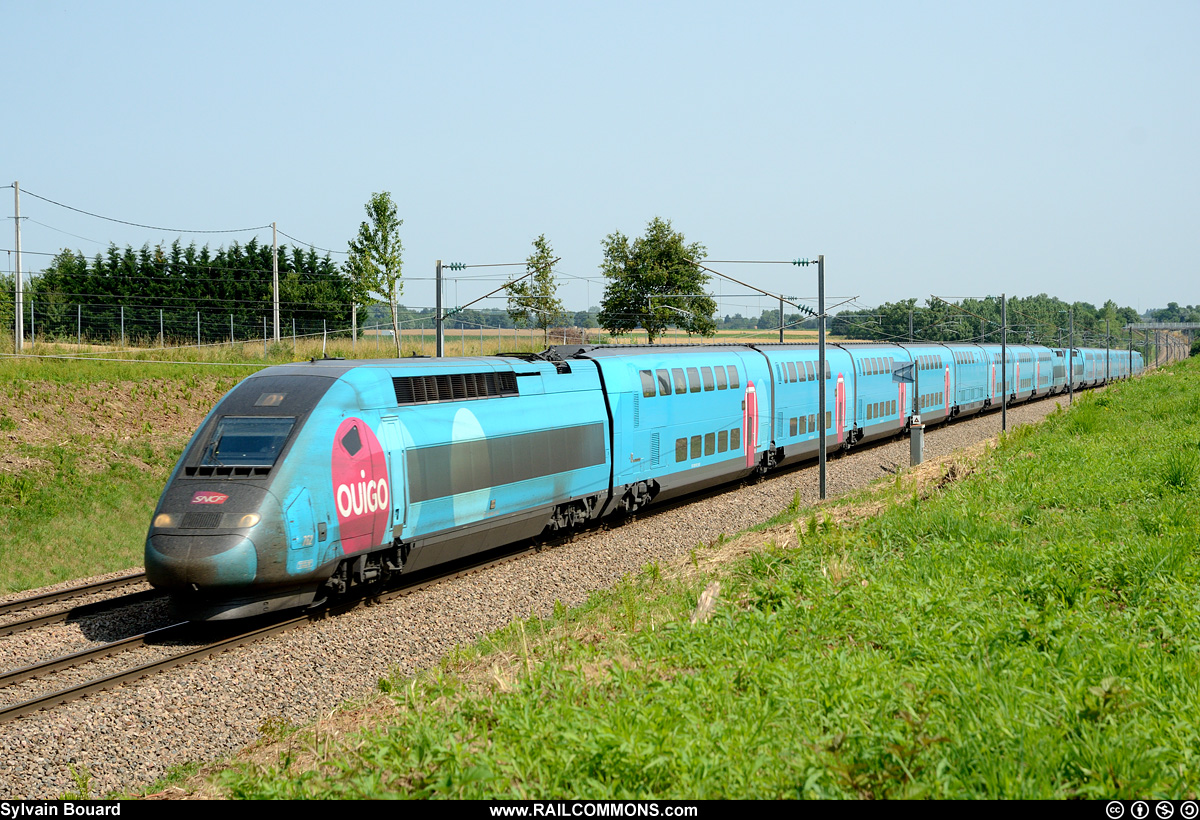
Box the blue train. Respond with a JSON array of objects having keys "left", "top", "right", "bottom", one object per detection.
[{"left": 145, "top": 341, "right": 1144, "bottom": 619}]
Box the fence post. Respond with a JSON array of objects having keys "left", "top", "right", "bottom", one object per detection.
[
  {"left": 263, "top": 315, "right": 267, "bottom": 358},
  {"left": 230, "top": 314, "right": 234, "bottom": 347},
  {"left": 120, "top": 305, "right": 124, "bottom": 348},
  {"left": 292, "top": 317, "right": 296, "bottom": 356},
  {"left": 160, "top": 309, "right": 164, "bottom": 348},
  {"left": 77, "top": 304, "right": 81, "bottom": 349},
  {"left": 30, "top": 299, "right": 34, "bottom": 348},
  {"left": 197, "top": 312, "right": 201, "bottom": 350}
]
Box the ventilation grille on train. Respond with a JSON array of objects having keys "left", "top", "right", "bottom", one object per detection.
[
  {"left": 184, "top": 465, "right": 271, "bottom": 478},
  {"left": 392, "top": 371, "right": 518, "bottom": 405},
  {"left": 182, "top": 512, "right": 222, "bottom": 529}
]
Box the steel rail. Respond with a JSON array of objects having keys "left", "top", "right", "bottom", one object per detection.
[
  {"left": 0, "top": 573, "right": 147, "bottom": 619},
  {"left": 0, "top": 589, "right": 163, "bottom": 637}
]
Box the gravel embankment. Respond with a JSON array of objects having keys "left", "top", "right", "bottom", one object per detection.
[{"left": 0, "top": 396, "right": 1073, "bottom": 798}]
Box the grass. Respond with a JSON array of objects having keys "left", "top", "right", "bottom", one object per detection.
[
  {"left": 210, "top": 356, "right": 1200, "bottom": 800},
  {"left": 0, "top": 436, "right": 184, "bottom": 591}
]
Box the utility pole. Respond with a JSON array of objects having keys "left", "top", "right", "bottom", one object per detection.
[
  {"left": 272, "top": 222, "right": 279, "bottom": 342},
  {"left": 1001, "top": 294, "right": 1007, "bottom": 432},
  {"left": 778, "top": 294, "right": 784, "bottom": 343},
  {"left": 1106, "top": 318, "right": 1110, "bottom": 383},
  {"left": 1068, "top": 307, "right": 1074, "bottom": 405},
  {"left": 435, "top": 259, "right": 444, "bottom": 357},
  {"left": 909, "top": 309, "right": 913, "bottom": 342},
  {"left": 13, "top": 182, "right": 22, "bottom": 353},
  {"left": 817, "top": 255, "right": 826, "bottom": 500}
]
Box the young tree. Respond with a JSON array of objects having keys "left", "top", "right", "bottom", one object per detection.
[
  {"left": 597, "top": 217, "right": 715, "bottom": 344},
  {"left": 505, "top": 234, "right": 565, "bottom": 344},
  {"left": 346, "top": 192, "right": 404, "bottom": 357}
]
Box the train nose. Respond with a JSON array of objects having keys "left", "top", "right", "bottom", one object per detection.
[{"left": 146, "top": 532, "right": 258, "bottom": 588}]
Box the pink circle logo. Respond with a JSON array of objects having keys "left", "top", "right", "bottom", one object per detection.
[{"left": 331, "top": 417, "right": 390, "bottom": 554}]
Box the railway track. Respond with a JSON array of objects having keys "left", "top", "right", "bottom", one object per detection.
[
  {"left": 0, "top": 573, "right": 158, "bottom": 637},
  {"left": 0, "top": 543, "right": 548, "bottom": 724}
]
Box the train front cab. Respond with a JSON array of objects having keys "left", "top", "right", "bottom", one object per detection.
[{"left": 145, "top": 366, "right": 348, "bottom": 619}]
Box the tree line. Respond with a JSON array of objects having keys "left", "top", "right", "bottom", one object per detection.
[
  {"left": 8, "top": 238, "right": 363, "bottom": 342},
  {"left": 832, "top": 295, "right": 1147, "bottom": 347}
]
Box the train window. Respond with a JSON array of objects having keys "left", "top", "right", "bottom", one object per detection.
[
  {"left": 202, "top": 416, "right": 296, "bottom": 468},
  {"left": 808, "top": 413, "right": 816, "bottom": 431},
  {"left": 888, "top": 357, "right": 894, "bottom": 371},
  {"left": 702, "top": 367, "right": 715, "bottom": 391},
  {"left": 715, "top": 366, "right": 727, "bottom": 390},
  {"left": 867, "top": 404, "right": 874, "bottom": 420},
  {"left": 805, "top": 362, "right": 814, "bottom": 381},
  {"left": 718, "top": 430, "right": 728, "bottom": 452},
  {"left": 799, "top": 416, "right": 807, "bottom": 434},
  {"left": 728, "top": 366, "right": 740, "bottom": 389},
  {"left": 704, "top": 433, "right": 715, "bottom": 456},
  {"left": 672, "top": 368, "right": 687, "bottom": 395},
  {"left": 730, "top": 428, "right": 741, "bottom": 451},
  {"left": 824, "top": 362, "right": 831, "bottom": 379},
  {"left": 891, "top": 400, "right": 897, "bottom": 414},
  {"left": 691, "top": 435, "right": 702, "bottom": 459},
  {"left": 657, "top": 369, "right": 671, "bottom": 396},
  {"left": 787, "top": 362, "right": 797, "bottom": 383},
  {"left": 639, "top": 370, "right": 656, "bottom": 398},
  {"left": 777, "top": 364, "right": 784, "bottom": 381},
  {"left": 676, "top": 438, "right": 687, "bottom": 462},
  {"left": 687, "top": 367, "right": 701, "bottom": 393},
  {"left": 790, "top": 417, "right": 798, "bottom": 436},
  {"left": 826, "top": 411, "right": 832, "bottom": 429}
]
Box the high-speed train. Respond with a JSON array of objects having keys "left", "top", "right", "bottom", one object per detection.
[{"left": 145, "top": 341, "right": 1142, "bottom": 619}]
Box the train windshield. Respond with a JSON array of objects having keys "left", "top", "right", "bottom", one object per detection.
[{"left": 201, "top": 417, "right": 296, "bottom": 468}]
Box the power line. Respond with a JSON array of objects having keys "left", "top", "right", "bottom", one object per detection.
[
  {"left": 18, "top": 188, "right": 272, "bottom": 234},
  {"left": 275, "top": 229, "right": 347, "bottom": 256}
]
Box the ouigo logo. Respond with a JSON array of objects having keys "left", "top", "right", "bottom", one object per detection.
[{"left": 191, "top": 491, "right": 228, "bottom": 504}]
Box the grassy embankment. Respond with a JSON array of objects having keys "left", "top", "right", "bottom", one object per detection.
[{"left": 200, "top": 357, "right": 1200, "bottom": 799}]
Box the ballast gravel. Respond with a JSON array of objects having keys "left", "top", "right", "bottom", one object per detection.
[{"left": 0, "top": 397, "right": 1073, "bottom": 798}]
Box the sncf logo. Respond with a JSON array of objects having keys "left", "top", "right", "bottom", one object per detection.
[{"left": 191, "top": 492, "right": 228, "bottom": 505}]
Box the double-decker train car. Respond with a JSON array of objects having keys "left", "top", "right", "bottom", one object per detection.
[{"left": 146, "top": 340, "right": 1143, "bottom": 620}]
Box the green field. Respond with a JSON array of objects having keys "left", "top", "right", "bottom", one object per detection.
[{"left": 204, "top": 356, "right": 1200, "bottom": 800}]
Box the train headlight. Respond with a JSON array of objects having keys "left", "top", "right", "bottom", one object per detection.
[
  {"left": 235, "top": 513, "right": 261, "bottom": 528},
  {"left": 152, "top": 513, "right": 177, "bottom": 529}
]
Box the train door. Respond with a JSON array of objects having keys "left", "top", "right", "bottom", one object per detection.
[
  {"left": 284, "top": 487, "right": 318, "bottom": 574},
  {"left": 332, "top": 417, "right": 391, "bottom": 554},
  {"left": 378, "top": 417, "right": 407, "bottom": 535}
]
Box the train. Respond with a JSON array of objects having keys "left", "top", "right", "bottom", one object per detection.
[{"left": 145, "top": 340, "right": 1144, "bottom": 619}]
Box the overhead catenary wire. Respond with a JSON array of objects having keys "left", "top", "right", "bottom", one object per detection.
[{"left": 18, "top": 188, "right": 272, "bottom": 234}]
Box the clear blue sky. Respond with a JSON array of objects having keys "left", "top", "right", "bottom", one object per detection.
[{"left": 5, "top": 1, "right": 1197, "bottom": 318}]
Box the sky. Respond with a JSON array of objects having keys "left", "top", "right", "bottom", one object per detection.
[{"left": 4, "top": 1, "right": 1197, "bottom": 319}]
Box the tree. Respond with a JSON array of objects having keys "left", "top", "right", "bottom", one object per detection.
[
  {"left": 346, "top": 192, "right": 404, "bottom": 357},
  {"left": 597, "top": 217, "right": 715, "bottom": 344},
  {"left": 505, "top": 234, "right": 565, "bottom": 344}
]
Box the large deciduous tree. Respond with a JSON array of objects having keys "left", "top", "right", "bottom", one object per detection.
[
  {"left": 346, "top": 191, "right": 404, "bottom": 357},
  {"left": 597, "top": 217, "right": 715, "bottom": 344},
  {"left": 505, "top": 234, "right": 565, "bottom": 344}
]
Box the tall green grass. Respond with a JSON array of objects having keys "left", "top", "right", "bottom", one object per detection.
[
  {"left": 0, "top": 436, "right": 185, "bottom": 591},
  {"left": 216, "top": 359, "right": 1200, "bottom": 799}
]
